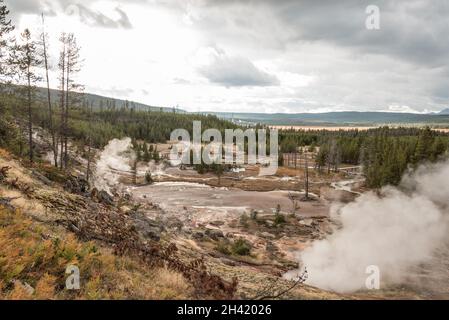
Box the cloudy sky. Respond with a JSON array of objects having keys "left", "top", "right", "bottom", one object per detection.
[{"left": 6, "top": 0, "right": 449, "bottom": 113}]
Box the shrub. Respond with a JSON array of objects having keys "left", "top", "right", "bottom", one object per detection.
[
  {"left": 231, "top": 238, "right": 251, "bottom": 256},
  {"left": 239, "top": 214, "right": 249, "bottom": 228},
  {"left": 250, "top": 210, "right": 258, "bottom": 220},
  {"left": 274, "top": 213, "right": 286, "bottom": 226},
  {"left": 144, "top": 171, "right": 153, "bottom": 184}
]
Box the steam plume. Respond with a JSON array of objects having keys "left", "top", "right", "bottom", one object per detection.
[
  {"left": 93, "top": 138, "right": 135, "bottom": 194},
  {"left": 294, "top": 159, "right": 449, "bottom": 293}
]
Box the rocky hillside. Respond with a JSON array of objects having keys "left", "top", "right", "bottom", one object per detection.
[{"left": 0, "top": 148, "right": 238, "bottom": 299}]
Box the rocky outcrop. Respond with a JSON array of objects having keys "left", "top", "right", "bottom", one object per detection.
[{"left": 64, "top": 175, "right": 89, "bottom": 195}]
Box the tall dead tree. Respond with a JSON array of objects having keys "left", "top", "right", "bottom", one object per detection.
[
  {"left": 58, "top": 32, "right": 66, "bottom": 168},
  {"left": 304, "top": 149, "right": 309, "bottom": 200},
  {"left": 86, "top": 101, "right": 93, "bottom": 185},
  {"left": 40, "top": 13, "right": 57, "bottom": 166},
  {"left": 132, "top": 158, "right": 138, "bottom": 185}
]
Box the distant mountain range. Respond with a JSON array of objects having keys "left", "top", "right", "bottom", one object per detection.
[
  {"left": 207, "top": 111, "right": 449, "bottom": 127},
  {"left": 18, "top": 86, "right": 449, "bottom": 126},
  {"left": 33, "top": 87, "right": 184, "bottom": 113}
]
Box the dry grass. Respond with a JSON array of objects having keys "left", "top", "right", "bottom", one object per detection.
[{"left": 0, "top": 205, "right": 193, "bottom": 300}]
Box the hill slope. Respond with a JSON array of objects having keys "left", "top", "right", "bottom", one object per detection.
[
  {"left": 34, "top": 87, "right": 186, "bottom": 113},
  {"left": 208, "top": 111, "right": 449, "bottom": 126}
]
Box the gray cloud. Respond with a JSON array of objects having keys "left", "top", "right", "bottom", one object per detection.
[
  {"left": 5, "top": 0, "right": 49, "bottom": 22},
  {"left": 198, "top": 49, "right": 280, "bottom": 87},
  {"left": 6, "top": 0, "right": 133, "bottom": 29},
  {"left": 69, "top": 4, "right": 133, "bottom": 29},
  {"left": 185, "top": 0, "right": 449, "bottom": 68},
  {"left": 171, "top": 0, "right": 449, "bottom": 111}
]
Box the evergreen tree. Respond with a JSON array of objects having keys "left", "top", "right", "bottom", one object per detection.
[
  {"left": 142, "top": 143, "right": 151, "bottom": 162},
  {"left": 0, "top": 0, "right": 13, "bottom": 79},
  {"left": 414, "top": 127, "right": 433, "bottom": 163},
  {"left": 8, "top": 29, "right": 42, "bottom": 162}
]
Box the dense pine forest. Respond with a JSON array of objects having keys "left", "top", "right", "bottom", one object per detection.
[{"left": 279, "top": 127, "right": 449, "bottom": 187}]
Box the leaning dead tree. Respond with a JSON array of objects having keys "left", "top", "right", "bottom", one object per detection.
[{"left": 250, "top": 268, "right": 308, "bottom": 300}]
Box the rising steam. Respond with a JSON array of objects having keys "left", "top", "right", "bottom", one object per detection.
[
  {"left": 93, "top": 137, "right": 167, "bottom": 194},
  {"left": 293, "top": 159, "right": 449, "bottom": 293},
  {"left": 93, "top": 138, "right": 135, "bottom": 194}
]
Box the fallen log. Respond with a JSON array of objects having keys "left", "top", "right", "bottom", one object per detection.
[{"left": 0, "top": 196, "right": 20, "bottom": 211}]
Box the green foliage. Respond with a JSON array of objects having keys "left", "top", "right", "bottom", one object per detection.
[
  {"left": 0, "top": 0, "right": 14, "bottom": 75},
  {"left": 144, "top": 170, "right": 153, "bottom": 185},
  {"left": 58, "top": 106, "right": 238, "bottom": 149},
  {"left": 274, "top": 213, "right": 286, "bottom": 226},
  {"left": 0, "top": 111, "right": 27, "bottom": 156},
  {"left": 231, "top": 238, "right": 252, "bottom": 256},
  {"left": 192, "top": 149, "right": 230, "bottom": 177},
  {"left": 280, "top": 126, "right": 449, "bottom": 187},
  {"left": 270, "top": 204, "right": 286, "bottom": 226},
  {"left": 361, "top": 127, "right": 448, "bottom": 188}
]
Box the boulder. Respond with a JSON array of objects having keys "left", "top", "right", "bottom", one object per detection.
[
  {"left": 192, "top": 231, "right": 205, "bottom": 240},
  {"left": 205, "top": 228, "right": 224, "bottom": 240},
  {"left": 92, "top": 189, "right": 114, "bottom": 206},
  {"left": 210, "top": 220, "right": 225, "bottom": 227},
  {"left": 64, "top": 175, "right": 89, "bottom": 194},
  {"left": 145, "top": 229, "right": 161, "bottom": 242},
  {"left": 130, "top": 211, "right": 164, "bottom": 242}
]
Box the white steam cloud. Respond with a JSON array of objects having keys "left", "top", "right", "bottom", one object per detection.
[
  {"left": 93, "top": 137, "right": 167, "bottom": 194},
  {"left": 93, "top": 137, "right": 135, "bottom": 194},
  {"left": 295, "top": 159, "right": 449, "bottom": 293}
]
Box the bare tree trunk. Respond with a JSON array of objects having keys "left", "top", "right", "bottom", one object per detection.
[
  {"left": 294, "top": 152, "right": 297, "bottom": 169},
  {"left": 41, "top": 14, "right": 57, "bottom": 166},
  {"left": 133, "top": 159, "right": 138, "bottom": 185},
  {"left": 86, "top": 138, "right": 92, "bottom": 184},
  {"left": 64, "top": 44, "right": 71, "bottom": 169},
  {"left": 86, "top": 103, "right": 92, "bottom": 185},
  {"left": 304, "top": 151, "right": 309, "bottom": 200},
  {"left": 27, "top": 65, "right": 33, "bottom": 163},
  {"left": 58, "top": 36, "right": 66, "bottom": 169}
]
